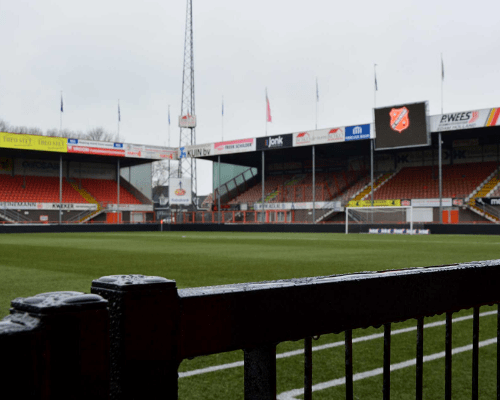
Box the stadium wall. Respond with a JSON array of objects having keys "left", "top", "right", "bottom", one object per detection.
[{"left": 1, "top": 223, "right": 500, "bottom": 235}]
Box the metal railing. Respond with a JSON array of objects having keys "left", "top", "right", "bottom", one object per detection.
[{"left": 1, "top": 260, "right": 500, "bottom": 399}]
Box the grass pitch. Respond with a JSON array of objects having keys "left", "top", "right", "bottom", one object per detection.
[{"left": 1, "top": 231, "right": 500, "bottom": 399}]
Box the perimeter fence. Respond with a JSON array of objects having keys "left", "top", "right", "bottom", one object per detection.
[{"left": 1, "top": 260, "right": 500, "bottom": 399}]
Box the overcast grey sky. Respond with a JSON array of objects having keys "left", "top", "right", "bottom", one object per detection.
[{"left": 1, "top": 0, "right": 499, "bottom": 195}]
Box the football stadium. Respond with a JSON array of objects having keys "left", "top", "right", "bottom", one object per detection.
[
  {"left": 2, "top": 1, "right": 500, "bottom": 399},
  {"left": 1, "top": 102, "right": 500, "bottom": 399}
]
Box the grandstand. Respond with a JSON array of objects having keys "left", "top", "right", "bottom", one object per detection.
[
  {"left": 0, "top": 132, "right": 176, "bottom": 224},
  {"left": 182, "top": 104, "right": 500, "bottom": 227}
]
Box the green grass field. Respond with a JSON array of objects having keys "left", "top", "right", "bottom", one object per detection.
[{"left": 1, "top": 231, "right": 500, "bottom": 399}]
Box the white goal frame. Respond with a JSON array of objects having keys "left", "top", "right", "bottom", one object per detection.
[{"left": 345, "top": 206, "right": 413, "bottom": 234}]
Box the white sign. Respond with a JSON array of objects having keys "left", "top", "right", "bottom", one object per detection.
[
  {"left": 213, "top": 138, "right": 256, "bottom": 155},
  {"left": 293, "top": 127, "right": 345, "bottom": 147},
  {"left": 254, "top": 201, "right": 342, "bottom": 211},
  {"left": 179, "top": 115, "right": 197, "bottom": 128},
  {"left": 411, "top": 198, "right": 452, "bottom": 207},
  {"left": 430, "top": 107, "right": 500, "bottom": 132},
  {"left": 0, "top": 202, "right": 98, "bottom": 210},
  {"left": 169, "top": 178, "right": 192, "bottom": 205},
  {"left": 184, "top": 143, "right": 213, "bottom": 158}
]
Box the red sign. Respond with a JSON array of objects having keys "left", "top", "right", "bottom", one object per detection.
[
  {"left": 390, "top": 107, "right": 410, "bottom": 133},
  {"left": 68, "top": 146, "right": 125, "bottom": 157}
]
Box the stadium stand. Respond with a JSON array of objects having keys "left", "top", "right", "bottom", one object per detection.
[
  {"left": 0, "top": 175, "right": 86, "bottom": 203},
  {"left": 372, "top": 162, "right": 498, "bottom": 200},
  {"left": 78, "top": 178, "right": 142, "bottom": 206}
]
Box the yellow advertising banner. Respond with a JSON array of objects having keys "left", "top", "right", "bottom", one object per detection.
[
  {"left": 348, "top": 199, "right": 401, "bottom": 208},
  {"left": 0, "top": 132, "right": 67, "bottom": 153}
]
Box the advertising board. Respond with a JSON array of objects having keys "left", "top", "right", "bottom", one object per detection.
[
  {"left": 254, "top": 201, "right": 342, "bottom": 211},
  {"left": 345, "top": 124, "right": 371, "bottom": 141},
  {"left": 213, "top": 138, "right": 256, "bottom": 155},
  {"left": 411, "top": 198, "right": 452, "bottom": 207},
  {"left": 179, "top": 115, "right": 197, "bottom": 128},
  {"left": 169, "top": 177, "right": 192, "bottom": 205},
  {"left": 374, "top": 102, "right": 429, "bottom": 150},
  {"left": 0, "top": 202, "right": 97, "bottom": 210},
  {"left": 184, "top": 143, "right": 214, "bottom": 158},
  {"left": 293, "top": 127, "right": 345, "bottom": 147},
  {"left": 430, "top": 107, "right": 500, "bottom": 132},
  {"left": 475, "top": 197, "right": 500, "bottom": 206},
  {"left": 348, "top": 199, "right": 401, "bottom": 207},
  {"left": 67, "top": 138, "right": 125, "bottom": 157},
  {"left": 0, "top": 132, "right": 67, "bottom": 153},
  {"left": 256, "top": 134, "right": 293, "bottom": 151}
]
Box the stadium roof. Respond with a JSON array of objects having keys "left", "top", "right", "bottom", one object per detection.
[
  {"left": 183, "top": 106, "right": 500, "bottom": 168},
  {"left": 0, "top": 132, "right": 177, "bottom": 167}
]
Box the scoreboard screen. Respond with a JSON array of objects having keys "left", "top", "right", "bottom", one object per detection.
[{"left": 374, "top": 102, "right": 429, "bottom": 151}]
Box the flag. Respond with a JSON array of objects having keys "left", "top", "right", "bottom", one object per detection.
[
  {"left": 118, "top": 103, "right": 121, "bottom": 122},
  {"left": 316, "top": 78, "right": 319, "bottom": 102},
  {"left": 266, "top": 89, "right": 272, "bottom": 123},
  {"left": 374, "top": 68, "right": 378, "bottom": 91},
  {"left": 441, "top": 54, "right": 444, "bottom": 81},
  {"left": 60, "top": 94, "right": 64, "bottom": 112}
]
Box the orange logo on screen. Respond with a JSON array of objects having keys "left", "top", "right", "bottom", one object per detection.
[
  {"left": 389, "top": 107, "right": 410, "bottom": 133},
  {"left": 175, "top": 188, "right": 186, "bottom": 196}
]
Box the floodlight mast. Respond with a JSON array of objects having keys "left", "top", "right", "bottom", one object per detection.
[{"left": 177, "top": 0, "right": 197, "bottom": 204}]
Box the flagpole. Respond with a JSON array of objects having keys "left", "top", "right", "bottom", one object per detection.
[
  {"left": 315, "top": 78, "right": 318, "bottom": 130},
  {"left": 221, "top": 96, "right": 224, "bottom": 141},
  {"left": 265, "top": 88, "right": 268, "bottom": 135},
  {"left": 117, "top": 99, "right": 120, "bottom": 138},
  {"left": 374, "top": 64, "right": 377, "bottom": 109},
  {"left": 168, "top": 105, "right": 171, "bottom": 186},
  {"left": 441, "top": 53, "right": 444, "bottom": 114},
  {"left": 60, "top": 91, "right": 63, "bottom": 134}
]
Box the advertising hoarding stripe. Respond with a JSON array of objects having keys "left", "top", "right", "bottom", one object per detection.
[{"left": 486, "top": 108, "right": 500, "bottom": 126}]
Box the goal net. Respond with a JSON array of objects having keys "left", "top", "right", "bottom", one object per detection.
[{"left": 345, "top": 206, "right": 413, "bottom": 234}]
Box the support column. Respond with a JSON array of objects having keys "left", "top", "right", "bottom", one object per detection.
[
  {"left": 117, "top": 159, "right": 121, "bottom": 221},
  {"left": 370, "top": 140, "right": 374, "bottom": 206},
  {"left": 312, "top": 145, "right": 316, "bottom": 224},
  {"left": 244, "top": 344, "right": 276, "bottom": 400},
  {"left": 261, "top": 151, "right": 265, "bottom": 223},
  {"left": 439, "top": 133, "right": 443, "bottom": 223},
  {"left": 218, "top": 156, "right": 221, "bottom": 224},
  {"left": 59, "top": 155, "right": 63, "bottom": 224}
]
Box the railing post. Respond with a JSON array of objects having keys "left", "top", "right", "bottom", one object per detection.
[
  {"left": 244, "top": 344, "right": 276, "bottom": 400},
  {"left": 91, "top": 275, "right": 180, "bottom": 400},
  {"left": 8, "top": 291, "right": 110, "bottom": 399},
  {"left": 0, "top": 313, "right": 45, "bottom": 398}
]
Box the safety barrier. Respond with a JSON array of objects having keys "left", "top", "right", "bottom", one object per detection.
[{"left": 2, "top": 260, "right": 500, "bottom": 399}]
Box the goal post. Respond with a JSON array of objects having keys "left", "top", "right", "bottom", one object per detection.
[{"left": 345, "top": 206, "right": 413, "bottom": 234}]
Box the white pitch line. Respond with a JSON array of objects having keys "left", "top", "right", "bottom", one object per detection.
[
  {"left": 277, "top": 337, "right": 498, "bottom": 400},
  {"left": 179, "top": 310, "right": 496, "bottom": 378}
]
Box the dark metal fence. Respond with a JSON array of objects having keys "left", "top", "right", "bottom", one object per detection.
[{"left": 2, "top": 260, "right": 500, "bottom": 399}]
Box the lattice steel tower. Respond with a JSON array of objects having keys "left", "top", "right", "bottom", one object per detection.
[{"left": 177, "top": 0, "right": 197, "bottom": 201}]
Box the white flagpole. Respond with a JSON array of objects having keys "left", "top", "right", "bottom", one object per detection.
[
  {"left": 60, "top": 91, "right": 63, "bottom": 134},
  {"left": 117, "top": 99, "right": 120, "bottom": 137},
  {"left": 441, "top": 53, "right": 444, "bottom": 114},
  {"left": 221, "top": 96, "right": 224, "bottom": 141},
  {"left": 168, "top": 104, "right": 171, "bottom": 186},
  {"left": 374, "top": 64, "right": 378, "bottom": 109},
  {"left": 265, "top": 88, "right": 268, "bottom": 135},
  {"left": 315, "top": 78, "right": 318, "bottom": 130}
]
